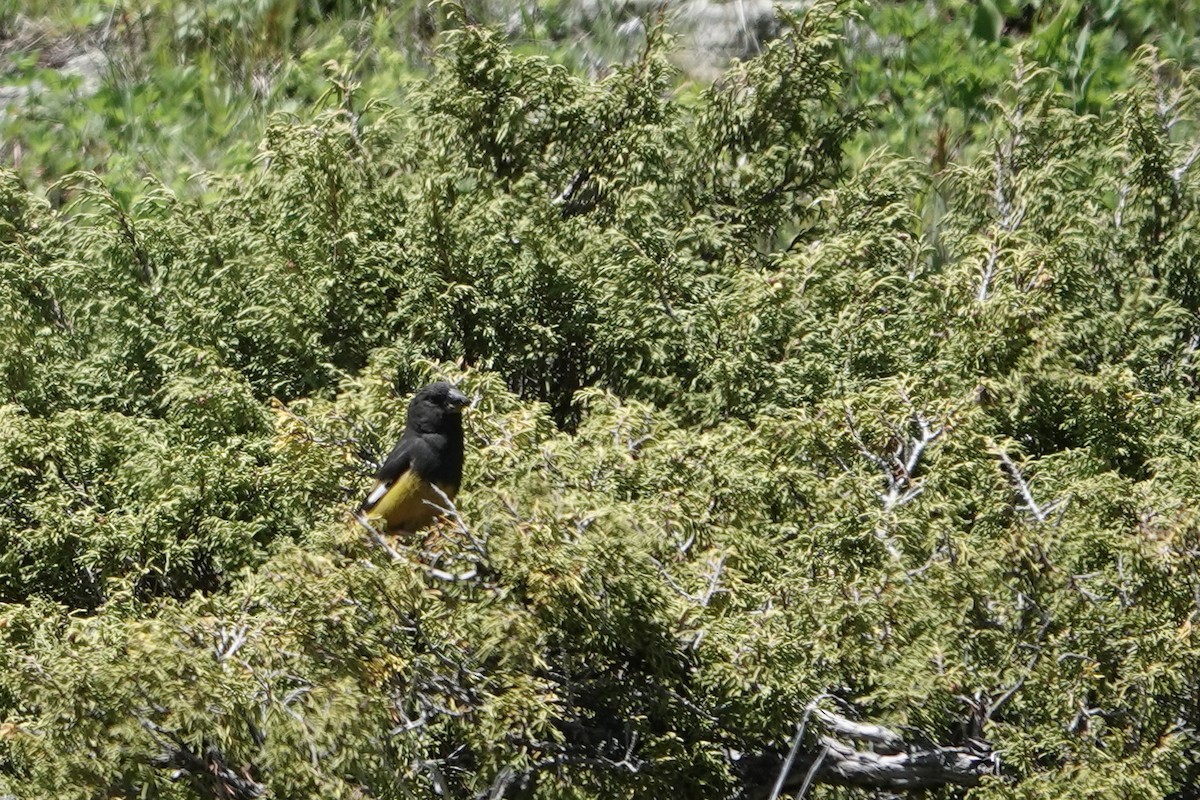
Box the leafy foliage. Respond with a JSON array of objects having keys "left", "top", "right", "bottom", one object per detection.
[{"left": 4, "top": 3, "right": 1200, "bottom": 799}]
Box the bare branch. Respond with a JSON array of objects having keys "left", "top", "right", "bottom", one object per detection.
[
  {"left": 767, "top": 703, "right": 821, "bottom": 800},
  {"left": 845, "top": 403, "right": 946, "bottom": 560},
  {"left": 353, "top": 510, "right": 406, "bottom": 562},
  {"left": 141, "top": 719, "right": 264, "bottom": 800},
  {"left": 815, "top": 735, "right": 994, "bottom": 790},
  {"left": 735, "top": 703, "right": 997, "bottom": 799},
  {"left": 214, "top": 624, "right": 249, "bottom": 664},
  {"left": 810, "top": 708, "right": 905, "bottom": 751},
  {"left": 993, "top": 445, "right": 1065, "bottom": 524},
  {"left": 427, "top": 484, "right": 489, "bottom": 564}
]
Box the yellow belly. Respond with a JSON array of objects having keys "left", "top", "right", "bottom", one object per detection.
[{"left": 367, "top": 470, "right": 459, "bottom": 533}]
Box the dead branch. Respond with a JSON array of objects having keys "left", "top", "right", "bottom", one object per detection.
[
  {"left": 809, "top": 708, "right": 905, "bottom": 751},
  {"left": 735, "top": 706, "right": 997, "bottom": 798}
]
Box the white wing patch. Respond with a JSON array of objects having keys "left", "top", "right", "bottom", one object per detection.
[{"left": 364, "top": 481, "right": 391, "bottom": 508}]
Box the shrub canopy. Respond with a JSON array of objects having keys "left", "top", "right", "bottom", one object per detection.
[{"left": 3, "top": 4, "right": 1200, "bottom": 798}]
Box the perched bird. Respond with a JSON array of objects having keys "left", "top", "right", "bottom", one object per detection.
[{"left": 357, "top": 381, "right": 470, "bottom": 533}]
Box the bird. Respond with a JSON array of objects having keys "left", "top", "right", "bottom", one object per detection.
[{"left": 357, "top": 381, "right": 470, "bottom": 534}]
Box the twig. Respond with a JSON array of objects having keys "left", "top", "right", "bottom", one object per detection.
[
  {"left": 353, "top": 511, "right": 405, "bottom": 562},
  {"left": 845, "top": 402, "right": 945, "bottom": 560},
  {"left": 794, "top": 743, "right": 828, "bottom": 800},
  {"left": 427, "top": 484, "right": 488, "bottom": 563},
  {"left": 993, "top": 445, "right": 1065, "bottom": 524},
  {"left": 978, "top": 62, "right": 1029, "bottom": 302},
  {"left": 767, "top": 703, "right": 818, "bottom": 800},
  {"left": 767, "top": 722, "right": 807, "bottom": 800}
]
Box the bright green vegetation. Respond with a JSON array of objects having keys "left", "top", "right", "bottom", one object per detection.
[
  {"left": 850, "top": 0, "right": 1200, "bottom": 156},
  {"left": 4, "top": 0, "right": 1200, "bottom": 195},
  {"left": 3, "top": 1, "right": 1200, "bottom": 798}
]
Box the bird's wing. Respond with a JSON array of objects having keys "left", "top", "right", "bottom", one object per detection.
[{"left": 360, "top": 435, "right": 415, "bottom": 512}]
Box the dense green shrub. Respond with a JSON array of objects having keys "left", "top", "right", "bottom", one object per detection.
[{"left": 4, "top": 4, "right": 1200, "bottom": 798}]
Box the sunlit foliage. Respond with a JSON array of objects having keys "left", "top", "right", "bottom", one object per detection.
[{"left": 3, "top": 4, "right": 1200, "bottom": 798}]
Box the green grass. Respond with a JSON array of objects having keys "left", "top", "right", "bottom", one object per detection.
[{"left": 6, "top": 0, "right": 1200, "bottom": 202}]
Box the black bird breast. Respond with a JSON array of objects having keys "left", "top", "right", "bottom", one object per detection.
[{"left": 406, "top": 429, "right": 463, "bottom": 485}]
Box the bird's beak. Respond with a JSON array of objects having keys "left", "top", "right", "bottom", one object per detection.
[{"left": 448, "top": 388, "right": 471, "bottom": 410}]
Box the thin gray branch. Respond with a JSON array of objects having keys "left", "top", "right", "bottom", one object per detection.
[
  {"left": 845, "top": 403, "right": 945, "bottom": 560},
  {"left": 994, "top": 446, "right": 1064, "bottom": 524},
  {"left": 768, "top": 710, "right": 813, "bottom": 800}
]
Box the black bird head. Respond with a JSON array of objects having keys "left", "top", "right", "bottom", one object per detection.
[{"left": 405, "top": 381, "right": 470, "bottom": 434}]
